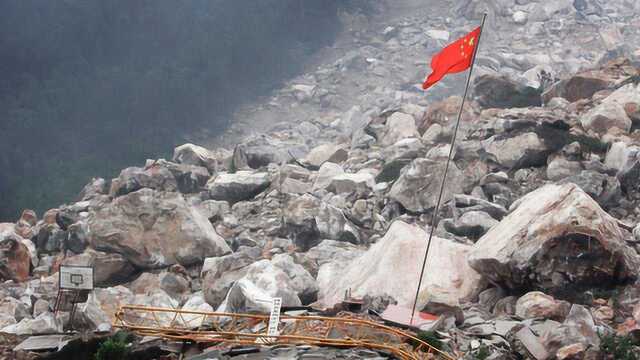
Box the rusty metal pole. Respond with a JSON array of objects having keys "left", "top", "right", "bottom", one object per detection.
[{"left": 409, "top": 13, "right": 488, "bottom": 327}]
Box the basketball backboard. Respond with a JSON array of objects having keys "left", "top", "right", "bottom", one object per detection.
[{"left": 59, "top": 266, "right": 94, "bottom": 290}]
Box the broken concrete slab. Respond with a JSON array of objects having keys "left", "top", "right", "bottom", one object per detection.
[{"left": 14, "top": 334, "right": 71, "bottom": 352}]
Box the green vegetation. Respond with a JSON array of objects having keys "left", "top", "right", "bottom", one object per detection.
[
  {"left": 94, "top": 332, "right": 131, "bottom": 360},
  {"left": 599, "top": 332, "right": 639, "bottom": 360},
  {"left": 473, "top": 344, "right": 490, "bottom": 360},
  {"left": 414, "top": 330, "right": 443, "bottom": 351}
]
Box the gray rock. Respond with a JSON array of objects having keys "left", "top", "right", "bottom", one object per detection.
[
  {"left": 380, "top": 112, "right": 419, "bottom": 146},
  {"left": 1, "top": 312, "right": 62, "bottom": 335},
  {"left": 580, "top": 101, "right": 631, "bottom": 134},
  {"left": 232, "top": 135, "right": 306, "bottom": 170},
  {"left": 283, "top": 194, "right": 360, "bottom": 250},
  {"left": 327, "top": 172, "right": 375, "bottom": 198},
  {"left": 0, "top": 297, "right": 30, "bottom": 322},
  {"left": 195, "top": 200, "right": 231, "bottom": 222},
  {"left": 453, "top": 194, "right": 508, "bottom": 220},
  {"left": 78, "top": 178, "right": 109, "bottom": 201},
  {"left": 559, "top": 170, "right": 621, "bottom": 208},
  {"left": 445, "top": 211, "right": 498, "bottom": 240},
  {"left": 515, "top": 291, "right": 570, "bottom": 321},
  {"left": 173, "top": 143, "right": 221, "bottom": 173},
  {"left": 313, "top": 162, "right": 344, "bottom": 191},
  {"left": 473, "top": 74, "right": 542, "bottom": 109},
  {"left": 216, "top": 257, "right": 312, "bottom": 313},
  {"left": 389, "top": 158, "right": 464, "bottom": 213},
  {"left": 382, "top": 138, "right": 426, "bottom": 163},
  {"left": 303, "top": 143, "right": 348, "bottom": 168},
  {"left": 543, "top": 305, "right": 599, "bottom": 355},
  {"left": 546, "top": 157, "right": 583, "bottom": 181},
  {"left": 481, "top": 132, "right": 549, "bottom": 169},
  {"left": 202, "top": 247, "right": 262, "bottom": 308},
  {"left": 207, "top": 171, "right": 270, "bottom": 203},
  {"left": 298, "top": 240, "right": 364, "bottom": 277},
  {"left": 109, "top": 165, "right": 178, "bottom": 197}
]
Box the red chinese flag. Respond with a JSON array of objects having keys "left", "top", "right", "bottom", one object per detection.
[{"left": 422, "top": 27, "right": 481, "bottom": 90}]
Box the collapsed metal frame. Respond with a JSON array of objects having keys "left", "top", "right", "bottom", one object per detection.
[{"left": 114, "top": 305, "right": 456, "bottom": 360}]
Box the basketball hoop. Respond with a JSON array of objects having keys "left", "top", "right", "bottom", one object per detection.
[{"left": 54, "top": 266, "right": 94, "bottom": 331}]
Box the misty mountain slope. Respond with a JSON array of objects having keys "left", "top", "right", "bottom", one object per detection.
[
  {"left": 0, "top": 0, "right": 369, "bottom": 221},
  {"left": 199, "top": 0, "right": 640, "bottom": 151}
]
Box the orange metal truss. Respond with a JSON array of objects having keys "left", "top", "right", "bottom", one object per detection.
[{"left": 113, "top": 305, "right": 456, "bottom": 360}]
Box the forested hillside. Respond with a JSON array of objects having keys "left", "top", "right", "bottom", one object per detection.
[{"left": 0, "top": 1, "right": 370, "bottom": 220}]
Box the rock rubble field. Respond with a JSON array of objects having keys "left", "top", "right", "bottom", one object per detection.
[{"left": 3, "top": 0, "right": 640, "bottom": 358}]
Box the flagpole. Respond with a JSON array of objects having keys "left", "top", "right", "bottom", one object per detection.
[{"left": 409, "top": 13, "right": 487, "bottom": 326}]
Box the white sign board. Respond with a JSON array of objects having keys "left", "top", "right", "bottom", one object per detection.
[
  {"left": 59, "top": 266, "right": 94, "bottom": 290},
  {"left": 267, "top": 297, "right": 282, "bottom": 336}
]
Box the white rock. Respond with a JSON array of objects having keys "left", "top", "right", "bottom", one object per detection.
[
  {"left": 426, "top": 30, "right": 450, "bottom": 41},
  {"left": 381, "top": 112, "right": 420, "bottom": 146},
  {"left": 312, "top": 162, "right": 344, "bottom": 191},
  {"left": 318, "top": 221, "right": 483, "bottom": 310},
  {"left": 304, "top": 143, "right": 348, "bottom": 167},
  {"left": 512, "top": 11, "right": 528, "bottom": 25}
]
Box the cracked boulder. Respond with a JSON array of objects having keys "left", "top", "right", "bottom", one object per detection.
[
  {"left": 216, "top": 254, "right": 317, "bottom": 313},
  {"left": 468, "top": 183, "right": 640, "bottom": 298},
  {"left": 87, "top": 188, "right": 231, "bottom": 269}
]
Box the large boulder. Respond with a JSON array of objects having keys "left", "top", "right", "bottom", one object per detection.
[
  {"left": 312, "top": 162, "right": 344, "bottom": 191},
  {"left": 380, "top": 112, "right": 420, "bottom": 146},
  {"left": 207, "top": 171, "right": 270, "bottom": 204},
  {"left": 109, "top": 165, "right": 177, "bottom": 197},
  {"left": 481, "top": 132, "right": 549, "bottom": 169},
  {"left": 473, "top": 74, "right": 542, "bottom": 109},
  {"left": 298, "top": 240, "right": 364, "bottom": 277},
  {"left": 232, "top": 135, "right": 306, "bottom": 170},
  {"left": 515, "top": 291, "right": 570, "bottom": 321},
  {"left": 172, "top": 143, "right": 221, "bottom": 173},
  {"left": 283, "top": 194, "right": 360, "bottom": 250},
  {"left": 580, "top": 101, "right": 631, "bottom": 134},
  {"left": 468, "top": 184, "right": 640, "bottom": 297},
  {"left": 87, "top": 188, "right": 231, "bottom": 269},
  {"left": 542, "top": 75, "right": 610, "bottom": 104},
  {"left": 389, "top": 158, "right": 464, "bottom": 213},
  {"left": 216, "top": 255, "right": 317, "bottom": 313},
  {"left": 0, "top": 224, "right": 32, "bottom": 282},
  {"left": 155, "top": 160, "right": 210, "bottom": 194},
  {"left": 543, "top": 305, "right": 599, "bottom": 356},
  {"left": 317, "top": 221, "right": 483, "bottom": 311},
  {"left": 303, "top": 143, "right": 348, "bottom": 168},
  {"left": 201, "top": 247, "right": 262, "bottom": 308},
  {"left": 541, "top": 58, "right": 638, "bottom": 103}
]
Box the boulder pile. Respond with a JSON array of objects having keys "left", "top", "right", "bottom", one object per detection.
[{"left": 5, "top": 0, "right": 640, "bottom": 358}]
